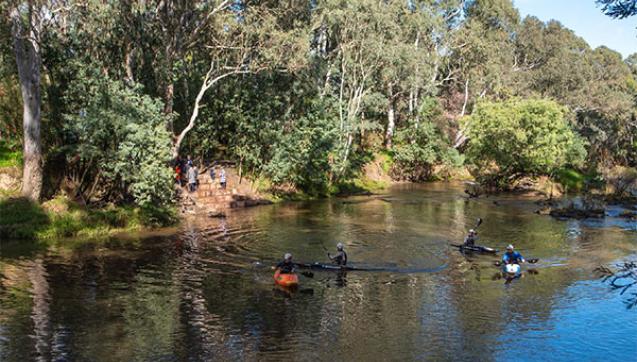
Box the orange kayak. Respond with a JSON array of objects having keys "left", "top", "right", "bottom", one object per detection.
[{"left": 274, "top": 270, "right": 299, "bottom": 287}]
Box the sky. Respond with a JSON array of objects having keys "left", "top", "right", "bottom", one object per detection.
[{"left": 513, "top": 0, "right": 637, "bottom": 58}]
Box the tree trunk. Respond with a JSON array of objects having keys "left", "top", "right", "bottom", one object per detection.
[
  {"left": 385, "top": 84, "right": 395, "bottom": 149},
  {"left": 172, "top": 63, "right": 249, "bottom": 159},
  {"left": 12, "top": 7, "right": 43, "bottom": 201},
  {"left": 124, "top": 42, "right": 135, "bottom": 82},
  {"left": 453, "top": 79, "right": 470, "bottom": 149},
  {"left": 164, "top": 81, "right": 174, "bottom": 134}
]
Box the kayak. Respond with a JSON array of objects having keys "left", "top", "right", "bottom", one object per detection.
[
  {"left": 273, "top": 270, "right": 299, "bottom": 287},
  {"left": 294, "top": 262, "right": 371, "bottom": 271},
  {"left": 451, "top": 243, "right": 498, "bottom": 254},
  {"left": 503, "top": 263, "right": 521, "bottom": 275}
]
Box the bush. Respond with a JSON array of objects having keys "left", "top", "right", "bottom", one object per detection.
[
  {"left": 391, "top": 99, "right": 463, "bottom": 181},
  {"left": 64, "top": 70, "right": 175, "bottom": 208},
  {"left": 263, "top": 103, "right": 339, "bottom": 195},
  {"left": 465, "top": 98, "right": 586, "bottom": 183},
  {"left": 604, "top": 166, "right": 637, "bottom": 197},
  {"left": 555, "top": 168, "right": 586, "bottom": 192}
]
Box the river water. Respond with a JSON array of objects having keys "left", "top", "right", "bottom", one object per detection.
[{"left": 1, "top": 183, "right": 636, "bottom": 361}]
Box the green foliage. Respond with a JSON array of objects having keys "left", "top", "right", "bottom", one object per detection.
[
  {"left": 64, "top": 70, "right": 174, "bottom": 207},
  {"left": 555, "top": 168, "right": 587, "bottom": 192},
  {"left": 465, "top": 99, "right": 586, "bottom": 182},
  {"left": 2, "top": 0, "right": 636, "bottom": 204},
  {"left": 391, "top": 100, "right": 464, "bottom": 181},
  {"left": 331, "top": 177, "right": 389, "bottom": 196},
  {"left": 263, "top": 102, "right": 339, "bottom": 195},
  {"left": 0, "top": 141, "right": 21, "bottom": 168}
]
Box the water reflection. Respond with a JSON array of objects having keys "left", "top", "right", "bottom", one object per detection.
[{"left": 0, "top": 183, "right": 635, "bottom": 361}]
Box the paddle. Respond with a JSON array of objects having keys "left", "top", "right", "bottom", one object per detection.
[{"left": 474, "top": 217, "right": 483, "bottom": 230}]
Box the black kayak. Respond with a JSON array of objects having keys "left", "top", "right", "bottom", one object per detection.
[
  {"left": 294, "top": 262, "right": 373, "bottom": 271},
  {"left": 451, "top": 243, "right": 498, "bottom": 254}
]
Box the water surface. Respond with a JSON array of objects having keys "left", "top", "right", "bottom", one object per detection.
[{"left": 1, "top": 183, "right": 635, "bottom": 361}]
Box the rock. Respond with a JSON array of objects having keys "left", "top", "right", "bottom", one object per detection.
[
  {"left": 535, "top": 206, "right": 552, "bottom": 215},
  {"left": 207, "top": 210, "right": 226, "bottom": 218},
  {"left": 549, "top": 206, "right": 605, "bottom": 219}
]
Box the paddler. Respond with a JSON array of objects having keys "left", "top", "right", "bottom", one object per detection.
[
  {"left": 463, "top": 229, "right": 478, "bottom": 247},
  {"left": 328, "top": 242, "right": 348, "bottom": 266},
  {"left": 502, "top": 244, "right": 525, "bottom": 264},
  {"left": 275, "top": 253, "right": 296, "bottom": 274}
]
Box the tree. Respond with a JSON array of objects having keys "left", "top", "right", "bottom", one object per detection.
[
  {"left": 597, "top": 0, "right": 637, "bottom": 18},
  {"left": 171, "top": 1, "right": 308, "bottom": 159},
  {"left": 465, "top": 98, "right": 586, "bottom": 183},
  {"left": 64, "top": 71, "right": 174, "bottom": 207},
  {"left": 443, "top": 0, "right": 521, "bottom": 148},
  {"left": 10, "top": 2, "right": 44, "bottom": 201}
]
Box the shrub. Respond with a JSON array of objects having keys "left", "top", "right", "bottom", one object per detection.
[
  {"left": 465, "top": 98, "right": 586, "bottom": 183},
  {"left": 64, "top": 70, "right": 174, "bottom": 208},
  {"left": 391, "top": 99, "right": 463, "bottom": 181}
]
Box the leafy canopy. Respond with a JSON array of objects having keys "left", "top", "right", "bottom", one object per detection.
[
  {"left": 465, "top": 98, "right": 586, "bottom": 179},
  {"left": 64, "top": 71, "right": 174, "bottom": 207}
]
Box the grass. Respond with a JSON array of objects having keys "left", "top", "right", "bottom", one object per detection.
[
  {"left": 0, "top": 195, "right": 178, "bottom": 241},
  {"left": 331, "top": 176, "right": 389, "bottom": 196},
  {"left": 0, "top": 143, "right": 22, "bottom": 168}
]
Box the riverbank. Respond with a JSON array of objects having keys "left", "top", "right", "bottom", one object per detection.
[{"left": 0, "top": 195, "right": 177, "bottom": 241}]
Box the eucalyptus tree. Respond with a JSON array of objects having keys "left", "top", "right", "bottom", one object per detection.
[
  {"left": 8, "top": 1, "right": 48, "bottom": 200},
  {"left": 597, "top": 0, "right": 637, "bottom": 18},
  {"left": 443, "top": 0, "right": 520, "bottom": 148},
  {"left": 312, "top": 0, "right": 389, "bottom": 173},
  {"left": 170, "top": 0, "right": 309, "bottom": 158}
]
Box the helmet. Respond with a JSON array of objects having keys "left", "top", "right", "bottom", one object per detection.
[
  {"left": 284, "top": 253, "right": 292, "bottom": 260},
  {"left": 469, "top": 229, "right": 476, "bottom": 234},
  {"left": 506, "top": 244, "right": 514, "bottom": 251},
  {"left": 336, "top": 242, "right": 344, "bottom": 250}
]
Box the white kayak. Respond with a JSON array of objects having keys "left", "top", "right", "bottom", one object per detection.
[{"left": 504, "top": 263, "right": 521, "bottom": 275}]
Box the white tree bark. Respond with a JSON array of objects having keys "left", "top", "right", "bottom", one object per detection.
[
  {"left": 453, "top": 79, "right": 470, "bottom": 149},
  {"left": 12, "top": 6, "right": 43, "bottom": 201},
  {"left": 385, "top": 84, "right": 396, "bottom": 149},
  {"left": 172, "top": 62, "right": 249, "bottom": 159}
]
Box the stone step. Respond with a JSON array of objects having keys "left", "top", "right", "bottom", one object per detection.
[{"left": 193, "top": 195, "right": 235, "bottom": 204}]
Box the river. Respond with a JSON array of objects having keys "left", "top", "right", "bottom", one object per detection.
[{"left": 1, "top": 183, "right": 636, "bottom": 361}]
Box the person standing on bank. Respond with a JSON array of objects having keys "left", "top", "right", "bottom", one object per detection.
[
  {"left": 209, "top": 164, "right": 216, "bottom": 183},
  {"left": 219, "top": 167, "right": 227, "bottom": 190},
  {"left": 187, "top": 164, "right": 197, "bottom": 192}
]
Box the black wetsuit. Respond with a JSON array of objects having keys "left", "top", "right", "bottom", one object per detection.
[
  {"left": 276, "top": 260, "right": 295, "bottom": 274},
  {"left": 463, "top": 235, "right": 477, "bottom": 246},
  {"left": 330, "top": 250, "right": 348, "bottom": 266}
]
